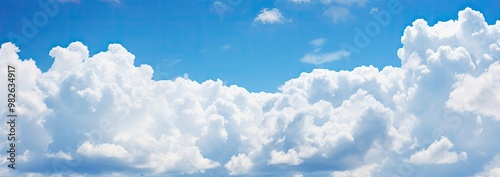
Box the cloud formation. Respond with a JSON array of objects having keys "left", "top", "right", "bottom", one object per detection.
[
  {"left": 0, "top": 7, "right": 499, "bottom": 177},
  {"left": 300, "top": 49, "right": 350, "bottom": 65},
  {"left": 408, "top": 136, "right": 467, "bottom": 164},
  {"left": 321, "top": 0, "right": 367, "bottom": 6}
]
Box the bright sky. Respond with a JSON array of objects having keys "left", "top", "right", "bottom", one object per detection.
[{"left": 2, "top": 0, "right": 498, "bottom": 92}]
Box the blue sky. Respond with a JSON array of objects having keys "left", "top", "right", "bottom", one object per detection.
[
  {"left": 1, "top": 0, "right": 500, "bottom": 177},
  {"left": 1, "top": 0, "right": 498, "bottom": 92}
]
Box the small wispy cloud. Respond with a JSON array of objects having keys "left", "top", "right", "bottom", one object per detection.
[
  {"left": 323, "top": 6, "right": 353, "bottom": 23},
  {"left": 300, "top": 49, "right": 350, "bottom": 65},
  {"left": 289, "top": 0, "right": 311, "bottom": 4},
  {"left": 310, "top": 38, "right": 326, "bottom": 47},
  {"left": 253, "top": 8, "right": 292, "bottom": 24}
]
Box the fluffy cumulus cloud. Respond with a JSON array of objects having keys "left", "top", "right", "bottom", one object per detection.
[
  {"left": 331, "top": 163, "right": 380, "bottom": 177},
  {"left": 1, "top": 7, "right": 500, "bottom": 177},
  {"left": 253, "top": 8, "right": 291, "bottom": 24},
  {"left": 302, "top": 38, "right": 350, "bottom": 65}
]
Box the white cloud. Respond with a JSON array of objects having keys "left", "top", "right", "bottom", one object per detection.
[
  {"left": 310, "top": 38, "right": 326, "bottom": 47},
  {"left": 323, "top": 6, "right": 353, "bottom": 23},
  {"left": 289, "top": 0, "right": 311, "bottom": 3},
  {"left": 253, "top": 8, "right": 291, "bottom": 24},
  {"left": 1, "top": 7, "right": 500, "bottom": 177},
  {"left": 446, "top": 61, "right": 500, "bottom": 120},
  {"left": 269, "top": 149, "right": 303, "bottom": 165},
  {"left": 331, "top": 163, "right": 379, "bottom": 177},
  {"left": 224, "top": 154, "right": 253, "bottom": 175},
  {"left": 479, "top": 168, "right": 500, "bottom": 177},
  {"left": 300, "top": 49, "right": 350, "bottom": 65},
  {"left": 408, "top": 136, "right": 467, "bottom": 164},
  {"left": 101, "top": 0, "right": 120, "bottom": 3},
  {"left": 475, "top": 154, "right": 500, "bottom": 177}
]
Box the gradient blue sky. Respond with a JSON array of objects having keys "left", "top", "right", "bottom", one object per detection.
[{"left": 1, "top": 0, "right": 498, "bottom": 92}]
